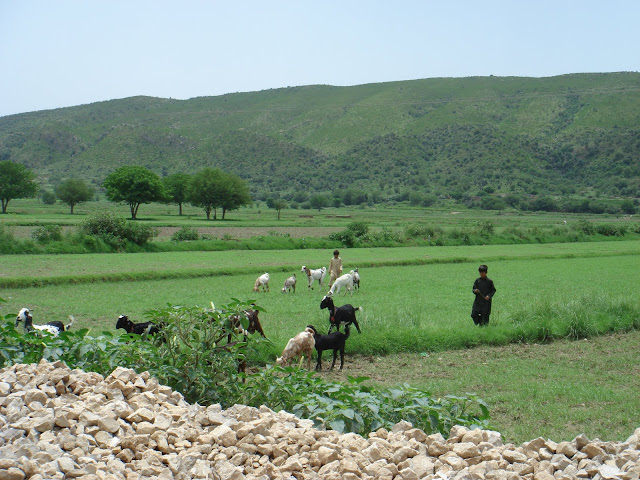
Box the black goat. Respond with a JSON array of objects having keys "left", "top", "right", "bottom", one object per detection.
[
  {"left": 320, "top": 295, "right": 362, "bottom": 334},
  {"left": 16, "top": 308, "right": 74, "bottom": 336},
  {"left": 116, "top": 315, "right": 160, "bottom": 336},
  {"left": 307, "top": 324, "right": 350, "bottom": 371}
]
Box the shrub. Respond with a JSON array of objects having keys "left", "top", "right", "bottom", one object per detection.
[
  {"left": 171, "top": 226, "right": 200, "bottom": 241},
  {"left": 329, "top": 222, "right": 370, "bottom": 247},
  {"left": 81, "top": 211, "right": 157, "bottom": 247},
  {"left": 31, "top": 225, "right": 63, "bottom": 243}
]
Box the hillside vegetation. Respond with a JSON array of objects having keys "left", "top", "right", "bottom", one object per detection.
[{"left": 1, "top": 73, "right": 639, "bottom": 202}]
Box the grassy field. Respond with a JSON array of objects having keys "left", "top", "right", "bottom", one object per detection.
[{"left": 2, "top": 202, "right": 640, "bottom": 444}]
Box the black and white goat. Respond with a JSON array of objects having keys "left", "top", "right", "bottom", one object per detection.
[
  {"left": 116, "top": 314, "right": 161, "bottom": 336},
  {"left": 15, "top": 308, "right": 75, "bottom": 336},
  {"left": 320, "top": 295, "right": 362, "bottom": 334},
  {"left": 351, "top": 268, "right": 360, "bottom": 291},
  {"left": 306, "top": 324, "right": 351, "bottom": 371}
]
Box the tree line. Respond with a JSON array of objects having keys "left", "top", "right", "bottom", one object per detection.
[{"left": 0, "top": 162, "right": 251, "bottom": 219}]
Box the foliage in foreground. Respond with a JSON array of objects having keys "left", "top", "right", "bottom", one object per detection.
[{"left": 0, "top": 302, "right": 489, "bottom": 437}]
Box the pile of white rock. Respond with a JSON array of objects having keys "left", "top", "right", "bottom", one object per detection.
[{"left": 1, "top": 360, "right": 639, "bottom": 480}]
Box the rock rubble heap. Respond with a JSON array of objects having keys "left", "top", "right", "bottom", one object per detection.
[{"left": 1, "top": 360, "right": 639, "bottom": 480}]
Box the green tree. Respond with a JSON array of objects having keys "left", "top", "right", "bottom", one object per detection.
[
  {"left": 188, "top": 168, "right": 225, "bottom": 220},
  {"left": 40, "top": 190, "right": 57, "bottom": 205},
  {"left": 55, "top": 178, "right": 94, "bottom": 214},
  {"left": 219, "top": 173, "right": 252, "bottom": 219},
  {"left": 0, "top": 161, "right": 38, "bottom": 213},
  {"left": 163, "top": 173, "right": 192, "bottom": 216},
  {"left": 271, "top": 198, "right": 287, "bottom": 220},
  {"left": 309, "top": 194, "right": 329, "bottom": 211},
  {"left": 103, "top": 166, "right": 165, "bottom": 219}
]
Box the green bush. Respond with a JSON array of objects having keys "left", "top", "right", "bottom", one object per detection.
[
  {"left": 81, "top": 211, "right": 157, "bottom": 247},
  {"left": 31, "top": 225, "right": 63, "bottom": 243},
  {"left": 171, "top": 226, "right": 201, "bottom": 241}
]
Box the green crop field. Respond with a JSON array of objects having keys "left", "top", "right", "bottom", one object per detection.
[
  {"left": 2, "top": 201, "right": 640, "bottom": 444},
  {"left": 4, "top": 241, "right": 638, "bottom": 352}
]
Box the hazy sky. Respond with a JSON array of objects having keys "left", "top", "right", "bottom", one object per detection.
[{"left": 1, "top": 0, "right": 639, "bottom": 117}]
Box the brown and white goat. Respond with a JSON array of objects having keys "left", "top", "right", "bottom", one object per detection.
[
  {"left": 275, "top": 327, "right": 315, "bottom": 370},
  {"left": 253, "top": 273, "right": 270, "bottom": 293},
  {"left": 282, "top": 274, "right": 296, "bottom": 293},
  {"left": 301, "top": 265, "right": 327, "bottom": 290}
]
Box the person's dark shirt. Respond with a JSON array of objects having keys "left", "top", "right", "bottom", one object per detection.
[{"left": 472, "top": 277, "right": 496, "bottom": 312}]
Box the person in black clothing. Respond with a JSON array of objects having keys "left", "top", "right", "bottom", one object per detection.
[{"left": 471, "top": 264, "right": 496, "bottom": 326}]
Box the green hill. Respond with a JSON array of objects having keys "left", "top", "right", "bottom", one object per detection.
[{"left": 1, "top": 72, "right": 639, "bottom": 203}]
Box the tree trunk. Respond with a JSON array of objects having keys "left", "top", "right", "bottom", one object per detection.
[
  {"left": 70, "top": 203, "right": 74, "bottom": 214},
  {"left": 1, "top": 199, "right": 7, "bottom": 213},
  {"left": 179, "top": 203, "right": 183, "bottom": 216}
]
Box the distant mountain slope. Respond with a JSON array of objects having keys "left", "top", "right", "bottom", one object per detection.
[{"left": 1, "top": 72, "right": 639, "bottom": 200}]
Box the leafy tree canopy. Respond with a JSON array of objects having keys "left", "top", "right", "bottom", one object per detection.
[
  {"left": 103, "top": 166, "right": 165, "bottom": 219},
  {"left": 162, "top": 173, "right": 192, "bottom": 216},
  {"left": 55, "top": 178, "right": 94, "bottom": 214},
  {"left": 0, "top": 161, "right": 38, "bottom": 213},
  {"left": 188, "top": 168, "right": 226, "bottom": 220},
  {"left": 219, "top": 173, "right": 252, "bottom": 219}
]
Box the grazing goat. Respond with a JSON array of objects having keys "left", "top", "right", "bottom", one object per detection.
[
  {"left": 306, "top": 324, "right": 350, "bottom": 371},
  {"left": 15, "top": 308, "right": 75, "bottom": 336},
  {"left": 116, "top": 314, "right": 161, "bottom": 336},
  {"left": 320, "top": 295, "right": 362, "bottom": 334},
  {"left": 301, "top": 265, "right": 327, "bottom": 290},
  {"left": 275, "top": 327, "right": 315, "bottom": 370},
  {"left": 282, "top": 274, "right": 296, "bottom": 293},
  {"left": 328, "top": 271, "right": 355, "bottom": 296},
  {"left": 253, "top": 273, "right": 270, "bottom": 293},
  {"left": 351, "top": 268, "right": 360, "bottom": 291}
]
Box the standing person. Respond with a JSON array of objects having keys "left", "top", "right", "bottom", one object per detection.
[
  {"left": 328, "top": 249, "right": 343, "bottom": 288},
  {"left": 471, "top": 264, "right": 496, "bottom": 326}
]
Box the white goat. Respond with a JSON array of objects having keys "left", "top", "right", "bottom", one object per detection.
[
  {"left": 275, "top": 327, "right": 315, "bottom": 370},
  {"left": 351, "top": 268, "right": 360, "bottom": 291},
  {"left": 328, "top": 271, "right": 355, "bottom": 296},
  {"left": 282, "top": 274, "right": 296, "bottom": 293},
  {"left": 16, "top": 308, "right": 75, "bottom": 336},
  {"left": 253, "top": 273, "right": 270, "bottom": 293},
  {"left": 301, "top": 265, "right": 327, "bottom": 290}
]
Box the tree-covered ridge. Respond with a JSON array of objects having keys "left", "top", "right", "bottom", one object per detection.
[{"left": 1, "top": 73, "right": 639, "bottom": 201}]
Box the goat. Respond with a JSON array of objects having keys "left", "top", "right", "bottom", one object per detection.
[
  {"left": 228, "top": 308, "right": 266, "bottom": 339},
  {"left": 275, "top": 327, "right": 315, "bottom": 370},
  {"left": 328, "top": 271, "right": 355, "bottom": 296},
  {"left": 351, "top": 268, "right": 360, "bottom": 291},
  {"left": 253, "top": 273, "right": 270, "bottom": 293},
  {"left": 116, "top": 314, "right": 160, "bottom": 336},
  {"left": 320, "top": 295, "right": 362, "bottom": 334},
  {"left": 306, "top": 324, "right": 350, "bottom": 371},
  {"left": 282, "top": 274, "right": 296, "bottom": 293},
  {"left": 15, "top": 308, "right": 75, "bottom": 336},
  {"left": 301, "top": 265, "right": 327, "bottom": 290},
  {"left": 227, "top": 308, "right": 267, "bottom": 376}
]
